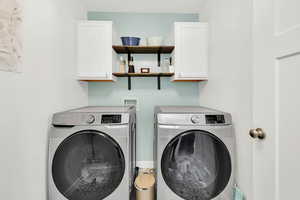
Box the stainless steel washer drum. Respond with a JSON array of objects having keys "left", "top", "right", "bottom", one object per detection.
[{"left": 52, "top": 130, "right": 125, "bottom": 200}]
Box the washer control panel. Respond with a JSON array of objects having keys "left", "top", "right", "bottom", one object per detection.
[
  {"left": 83, "top": 114, "right": 124, "bottom": 125},
  {"left": 205, "top": 115, "right": 225, "bottom": 124},
  {"left": 101, "top": 115, "right": 122, "bottom": 124},
  {"left": 53, "top": 112, "right": 130, "bottom": 126}
]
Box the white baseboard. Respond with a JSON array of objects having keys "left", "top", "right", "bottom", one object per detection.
[{"left": 136, "top": 161, "right": 154, "bottom": 168}]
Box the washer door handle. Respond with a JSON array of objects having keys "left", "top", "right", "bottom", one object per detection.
[{"left": 249, "top": 128, "right": 266, "bottom": 140}]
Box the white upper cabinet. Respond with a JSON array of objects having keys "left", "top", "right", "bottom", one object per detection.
[
  {"left": 173, "top": 22, "right": 208, "bottom": 81},
  {"left": 77, "top": 21, "right": 117, "bottom": 81}
]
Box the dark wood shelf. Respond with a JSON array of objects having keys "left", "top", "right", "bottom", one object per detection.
[
  {"left": 112, "top": 46, "right": 175, "bottom": 90},
  {"left": 112, "top": 45, "right": 174, "bottom": 54},
  {"left": 112, "top": 72, "right": 174, "bottom": 90},
  {"left": 113, "top": 72, "right": 174, "bottom": 77},
  {"left": 113, "top": 46, "right": 174, "bottom": 67}
]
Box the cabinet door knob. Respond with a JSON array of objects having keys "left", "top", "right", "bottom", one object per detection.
[{"left": 249, "top": 128, "right": 266, "bottom": 140}]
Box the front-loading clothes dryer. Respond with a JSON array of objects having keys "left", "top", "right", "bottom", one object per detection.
[
  {"left": 48, "top": 106, "right": 136, "bottom": 200},
  {"left": 154, "top": 106, "right": 235, "bottom": 200}
]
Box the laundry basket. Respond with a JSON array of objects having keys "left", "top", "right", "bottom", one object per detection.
[{"left": 135, "top": 169, "right": 155, "bottom": 200}]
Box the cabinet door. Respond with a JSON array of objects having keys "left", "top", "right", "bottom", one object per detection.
[
  {"left": 174, "top": 23, "right": 208, "bottom": 81},
  {"left": 77, "top": 21, "right": 114, "bottom": 81}
]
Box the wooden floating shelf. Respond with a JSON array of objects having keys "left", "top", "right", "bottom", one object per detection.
[
  {"left": 112, "top": 72, "right": 174, "bottom": 77},
  {"left": 112, "top": 73, "right": 175, "bottom": 90},
  {"left": 111, "top": 46, "right": 176, "bottom": 90},
  {"left": 113, "top": 46, "right": 174, "bottom": 67},
  {"left": 112, "top": 45, "right": 174, "bottom": 54}
]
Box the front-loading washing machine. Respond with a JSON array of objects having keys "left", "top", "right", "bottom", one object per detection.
[
  {"left": 48, "top": 106, "right": 136, "bottom": 200},
  {"left": 154, "top": 106, "right": 235, "bottom": 200}
]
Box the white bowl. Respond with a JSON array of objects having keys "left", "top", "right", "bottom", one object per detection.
[{"left": 147, "top": 37, "right": 163, "bottom": 46}]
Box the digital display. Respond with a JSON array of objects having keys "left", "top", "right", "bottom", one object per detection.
[
  {"left": 206, "top": 115, "right": 225, "bottom": 124},
  {"left": 101, "top": 115, "right": 122, "bottom": 124}
]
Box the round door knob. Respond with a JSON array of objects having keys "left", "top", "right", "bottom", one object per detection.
[
  {"left": 191, "top": 115, "right": 201, "bottom": 124},
  {"left": 249, "top": 128, "right": 266, "bottom": 140},
  {"left": 86, "top": 115, "right": 96, "bottom": 124}
]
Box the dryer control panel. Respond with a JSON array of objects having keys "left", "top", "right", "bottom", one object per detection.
[{"left": 157, "top": 113, "right": 231, "bottom": 125}]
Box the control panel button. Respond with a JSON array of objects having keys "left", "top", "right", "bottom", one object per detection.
[
  {"left": 191, "top": 115, "right": 202, "bottom": 124},
  {"left": 86, "top": 115, "right": 96, "bottom": 124}
]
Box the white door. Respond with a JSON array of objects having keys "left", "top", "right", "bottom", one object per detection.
[{"left": 252, "top": 0, "right": 300, "bottom": 199}]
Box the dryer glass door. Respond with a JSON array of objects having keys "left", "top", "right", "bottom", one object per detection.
[
  {"left": 52, "top": 130, "right": 125, "bottom": 200},
  {"left": 161, "top": 130, "right": 232, "bottom": 200}
]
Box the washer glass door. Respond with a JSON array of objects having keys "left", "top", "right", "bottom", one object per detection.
[
  {"left": 161, "top": 130, "right": 232, "bottom": 200},
  {"left": 52, "top": 130, "right": 125, "bottom": 200}
]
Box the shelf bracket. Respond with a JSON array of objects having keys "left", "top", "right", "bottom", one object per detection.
[
  {"left": 157, "top": 75, "right": 161, "bottom": 90},
  {"left": 127, "top": 52, "right": 131, "bottom": 64},
  {"left": 157, "top": 51, "right": 161, "bottom": 67},
  {"left": 128, "top": 76, "right": 131, "bottom": 90}
]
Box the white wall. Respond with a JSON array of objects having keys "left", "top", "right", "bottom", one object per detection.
[
  {"left": 0, "top": 0, "right": 88, "bottom": 199},
  {"left": 199, "top": 0, "right": 253, "bottom": 199}
]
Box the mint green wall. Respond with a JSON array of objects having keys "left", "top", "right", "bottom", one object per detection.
[
  {"left": 88, "top": 12, "right": 200, "bottom": 161},
  {"left": 88, "top": 12, "right": 199, "bottom": 38}
]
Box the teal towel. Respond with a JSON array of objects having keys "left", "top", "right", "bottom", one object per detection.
[{"left": 234, "top": 186, "right": 244, "bottom": 200}]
